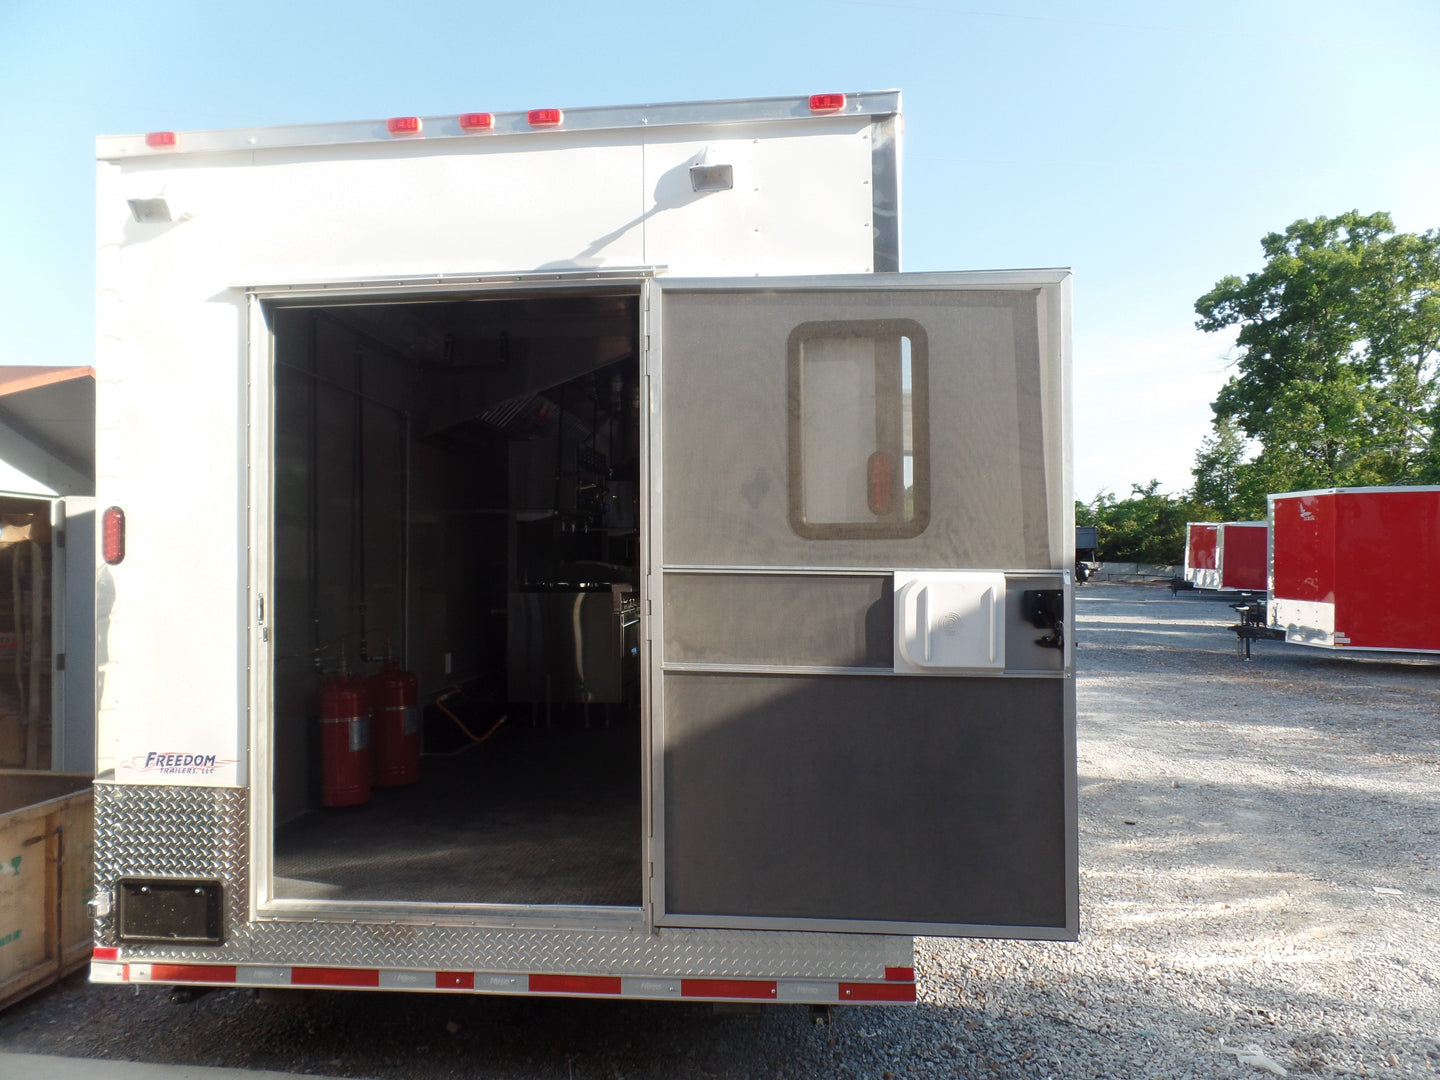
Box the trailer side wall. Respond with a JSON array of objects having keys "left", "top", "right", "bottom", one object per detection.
[{"left": 1333, "top": 490, "right": 1440, "bottom": 650}]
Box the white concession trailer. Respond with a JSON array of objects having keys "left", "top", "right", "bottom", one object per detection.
[{"left": 88, "top": 92, "right": 1076, "bottom": 1005}]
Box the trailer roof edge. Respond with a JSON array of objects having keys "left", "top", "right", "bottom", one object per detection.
[
  {"left": 1267, "top": 484, "right": 1440, "bottom": 500},
  {"left": 96, "top": 91, "right": 904, "bottom": 161}
]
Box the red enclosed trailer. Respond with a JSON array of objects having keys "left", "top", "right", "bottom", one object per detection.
[
  {"left": 1267, "top": 486, "right": 1440, "bottom": 653},
  {"left": 1183, "top": 521, "right": 1268, "bottom": 592}
]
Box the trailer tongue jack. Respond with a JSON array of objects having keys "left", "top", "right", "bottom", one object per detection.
[{"left": 1230, "top": 602, "right": 1285, "bottom": 660}]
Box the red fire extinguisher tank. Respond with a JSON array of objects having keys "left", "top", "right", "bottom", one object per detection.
[
  {"left": 320, "top": 673, "right": 371, "bottom": 806},
  {"left": 369, "top": 662, "right": 420, "bottom": 786}
]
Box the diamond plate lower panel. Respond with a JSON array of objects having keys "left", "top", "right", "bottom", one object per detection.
[
  {"left": 94, "top": 783, "right": 910, "bottom": 978},
  {"left": 93, "top": 783, "right": 249, "bottom": 954}
]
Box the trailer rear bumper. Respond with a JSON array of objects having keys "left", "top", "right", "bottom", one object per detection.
[{"left": 90, "top": 952, "right": 916, "bottom": 1004}]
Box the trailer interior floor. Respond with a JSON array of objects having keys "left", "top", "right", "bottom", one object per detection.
[{"left": 273, "top": 714, "right": 641, "bottom": 907}]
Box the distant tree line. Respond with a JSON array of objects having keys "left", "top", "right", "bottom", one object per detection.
[
  {"left": 1076, "top": 482, "right": 1206, "bottom": 565},
  {"left": 1084, "top": 211, "right": 1440, "bottom": 564}
]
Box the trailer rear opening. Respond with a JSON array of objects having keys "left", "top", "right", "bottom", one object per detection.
[{"left": 270, "top": 291, "right": 643, "bottom": 907}]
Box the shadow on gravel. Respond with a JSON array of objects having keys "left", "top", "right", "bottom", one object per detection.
[
  {"left": 1076, "top": 769, "right": 1438, "bottom": 890},
  {"left": 0, "top": 976, "right": 931, "bottom": 1080},
  {"left": 19, "top": 973, "right": 1397, "bottom": 1080},
  {"left": 916, "top": 939, "right": 1440, "bottom": 1079},
  {"left": 1079, "top": 676, "right": 1437, "bottom": 751}
]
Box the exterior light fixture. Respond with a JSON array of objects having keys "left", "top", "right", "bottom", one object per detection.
[
  {"left": 689, "top": 145, "right": 734, "bottom": 193},
  {"left": 127, "top": 198, "right": 172, "bottom": 223}
]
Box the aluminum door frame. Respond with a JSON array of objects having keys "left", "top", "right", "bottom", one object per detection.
[
  {"left": 644, "top": 271, "right": 1077, "bottom": 939},
  {"left": 246, "top": 271, "right": 659, "bottom": 930}
]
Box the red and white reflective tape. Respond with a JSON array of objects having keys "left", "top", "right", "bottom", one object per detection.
[{"left": 90, "top": 951, "right": 915, "bottom": 1004}]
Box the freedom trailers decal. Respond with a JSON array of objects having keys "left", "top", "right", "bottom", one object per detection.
[{"left": 120, "top": 752, "right": 238, "bottom": 777}]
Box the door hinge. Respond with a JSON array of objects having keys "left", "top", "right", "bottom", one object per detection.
[
  {"left": 55, "top": 653, "right": 66, "bottom": 671},
  {"left": 55, "top": 529, "right": 66, "bottom": 549}
]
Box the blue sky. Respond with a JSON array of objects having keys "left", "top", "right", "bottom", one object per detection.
[{"left": 3, "top": 0, "right": 1437, "bottom": 501}]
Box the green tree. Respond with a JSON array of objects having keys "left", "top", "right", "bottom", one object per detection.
[
  {"left": 1190, "top": 417, "right": 1250, "bottom": 518},
  {"left": 1195, "top": 211, "right": 1440, "bottom": 492},
  {"left": 1085, "top": 481, "right": 1208, "bottom": 565}
]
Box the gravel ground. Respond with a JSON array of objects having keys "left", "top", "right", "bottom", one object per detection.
[{"left": 1, "top": 582, "right": 1435, "bottom": 1079}]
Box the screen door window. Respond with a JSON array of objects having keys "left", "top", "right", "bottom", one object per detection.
[{"left": 788, "top": 319, "right": 929, "bottom": 539}]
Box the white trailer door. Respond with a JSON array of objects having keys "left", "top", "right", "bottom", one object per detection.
[{"left": 648, "top": 272, "right": 1076, "bottom": 938}]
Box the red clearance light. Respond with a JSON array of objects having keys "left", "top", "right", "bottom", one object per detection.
[
  {"left": 386, "top": 116, "right": 423, "bottom": 136},
  {"left": 103, "top": 506, "right": 126, "bottom": 565},
  {"left": 809, "top": 93, "right": 846, "bottom": 113},
  {"left": 527, "top": 108, "right": 563, "bottom": 127},
  {"left": 459, "top": 112, "right": 494, "bottom": 132},
  {"left": 144, "top": 131, "right": 177, "bottom": 148},
  {"left": 867, "top": 451, "right": 895, "bottom": 516}
]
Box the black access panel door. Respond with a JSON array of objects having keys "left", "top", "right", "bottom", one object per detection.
[{"left": 647, "top": 271, "right": 1077, "bottom": 938}]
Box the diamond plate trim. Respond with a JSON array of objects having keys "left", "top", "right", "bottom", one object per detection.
[
  {"left": 93, "top": 783, "right": 249, "bottom": 953},
  {"left": 240, "top": 923, "right": 909, "bottom": 977},
  {"left": 94, "top": 784, "right": 911, "bottom": 977}
]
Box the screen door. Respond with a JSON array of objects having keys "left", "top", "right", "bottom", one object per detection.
[{"left": 646, "top": 272, "right": 1077, "bottom": 938}]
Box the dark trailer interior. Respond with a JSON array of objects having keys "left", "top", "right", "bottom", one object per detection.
[{"left": 267, "top": 290, "right": 643, "bottom": 908}]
